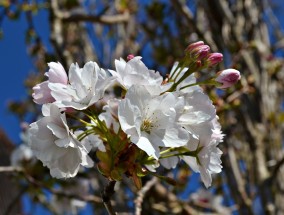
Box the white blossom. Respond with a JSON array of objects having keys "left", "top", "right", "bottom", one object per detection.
[
  {"left": 182, "top": 117, "right": 223, "bottom": 188},
  {"left": 32, "top": 62, "right": 68, "bottom": 104},
  {"left": 158, "top": 88, "right": 223, "bottom": 187},
  {"left": 178, "top": 90, "right": 223, "bottom": 187},
  {"left": 109, "top": 56, "right": 167, "bottom": 95},
  {"left": 118, "top": 85, "right": 189, "bottom": 159},
  {"left": 28, "top": 104, "right": 93, "bottom": 178},
  {"left": 49, "top": 61, "right": 114, "bottom": 110}
]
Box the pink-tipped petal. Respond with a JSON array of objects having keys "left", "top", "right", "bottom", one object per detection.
[
  {"left": 47, "top": 62, "right": 68, "bottom": 84},
  {"left": 32, "top": 81, "right": 55, "bottom": 104}
]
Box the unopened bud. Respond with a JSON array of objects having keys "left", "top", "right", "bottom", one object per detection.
[
  {"left": 185, "top": 41, "right": 204, "bottom": 52},
  {"left": 206, "top": 53, "right": 223, "bottom": 67},
  {"left": 127, "top": 54, "right": 135, "bottom": 61},
  {"left": 185, "top": 41, "right": 211, "bottom": 60},
  {"left": 195, "top": 45, "right": 210, "bottom": 60},
  {"left": 216, "top": 69, "right": 241, "bottom": 89}
]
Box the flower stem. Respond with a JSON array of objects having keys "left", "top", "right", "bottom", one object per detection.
[
  {"left": 179, "top": 78, "right": 218, "bottom": 90},
  {"left": 160, "top": 147, "right": 178, "bottom": 155},
  {"left": 77, "top": 129, "right": 96, "bottom": 141}
]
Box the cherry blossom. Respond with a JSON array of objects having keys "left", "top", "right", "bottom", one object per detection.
[
  {"left": 28, "top": 104, "right": 93, "bottom": 178},
  {"left": 118, "top": 85, "right": 189, "bottom": 159},
  {"left": 182, "top": 118, "right": 223, "bottom": 188},
  {"left": 53, "top": 62, "right": 114, "bottom": 110},
  {"left": 28, "top": 41, "right": 239, "bottom": 188},
  {"left": 32, "top": 62, "right": 68, "bottom": 104},
  {"left": 109, "top": 56, "right": 166, "bottom": 95}
]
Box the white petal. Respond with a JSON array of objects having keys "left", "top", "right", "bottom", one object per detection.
[
  {"left": 82, "top": 61, "right": 97, "bottom": 88},
  {"left": 118, "top": 99, "right": 141, "bottom": 138},
  {"left": 48, "top": 82, "right": 71, "bottom": 102},
  {"left": 47, "top": 62, "right": 68, "bottom": 84},
  {"left": 136, "top": 135, "right": 160, "bottom": 159},
  {"left": 47, "top": 122, "right": 68, "bottom": 139}
]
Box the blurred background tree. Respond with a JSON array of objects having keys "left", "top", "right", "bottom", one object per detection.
[{"left": 0, "top": 0, "right": 284, "bottom": 214}]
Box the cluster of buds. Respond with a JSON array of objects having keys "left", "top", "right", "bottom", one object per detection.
[
  {"left": 169, "top": 41, "right": 240, "bottom": 91},
  {"left": 185, "top": 41, "right": 223, "bottom": 68},
  {"left": 28, "top": 41, "right": 241, "bottom": 189}
]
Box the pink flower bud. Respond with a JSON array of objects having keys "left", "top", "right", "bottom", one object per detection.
[
  {"left": 216, "top": 69, "right": 241, "bottom": 89},
  {"left": 206, "top": 53, "right": 223, "bottom": 66},
  {"left": 195, "top": 45, "right": 210, "bottom": 59},
  {"left": 185, "top": 41, "right": 204, "bottom": 52},
  {"left": 127, "top": 54, "right": 135, "bottom": 61},
  {"left": 188, "top": 45, "right": 210, "bottom": 61}
]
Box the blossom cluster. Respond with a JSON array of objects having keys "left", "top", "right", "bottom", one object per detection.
[{"left": 28, "top": 41, "right": 240, "bottom": 188}]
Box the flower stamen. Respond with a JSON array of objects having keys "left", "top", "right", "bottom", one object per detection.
[{"left": 141, "top": 119, "right": 154, "bottom": 133}]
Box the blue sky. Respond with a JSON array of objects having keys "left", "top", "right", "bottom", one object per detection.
[{"left": 0, "top": 9, "right": 49, "bottom": 144}]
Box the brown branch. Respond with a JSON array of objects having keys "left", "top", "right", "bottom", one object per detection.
[
  {"left": 101, "top": 180, "right": 117, "bottom": 215},
  {"left": 24, "top": 172, "right": 102, "bottom": 204},
  {"left": 62, "top": 12, "right": 130, "bottom": 24},
  {"left": 152, "top": 182, "right": 197, "bottom": 214},
  {"left": 0, "top": 166, "right": 23, "bottom": 173},
  {"left": 227, "top": 145, "right": 253, "bottom": 213},
  {"left": 170, "top": 0, "right": 217, "bottom": 50},
  {"left": 264, "top": 156, "right": 284, "bottom": 184},
  {"left": 50, "top": 0, "right": 129, "bottom": 25},
  {"left": 135, "top": 177, "right": 158, "bottom": 215}
]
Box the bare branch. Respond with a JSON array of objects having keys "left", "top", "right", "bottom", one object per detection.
[
  {"left": 170, "top": 0, "right": 217, "bottom": 50},
  {"left": 50, "top": 0, "right": 129, "bottom": 25},
  {"left": 135, "top": 177, "right": 158, "bottom": 215},
  {"left": 62, "top": 12, "right": 130, "bottom": 24},
  {"left": 0, "top": 166, "right": 23, "bottom": 173}
]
